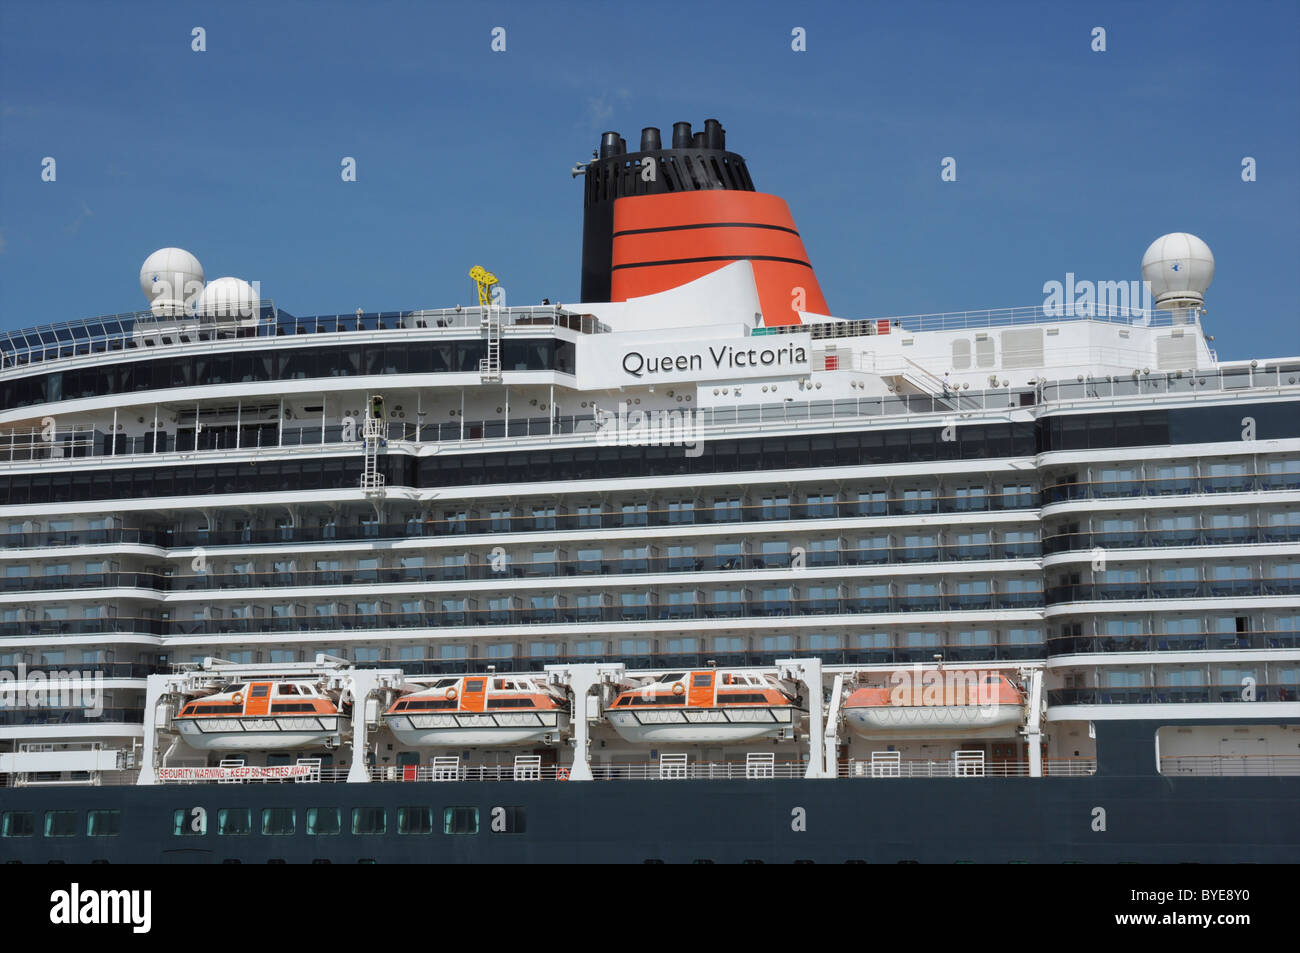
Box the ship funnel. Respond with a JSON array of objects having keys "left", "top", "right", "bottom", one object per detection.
[
  {"left": 704, "top": 118, "right": 725, "bottom": 150},
  {"left": 578, "top": 117, "right": 828, "bottom": 324},
  {"left": 599, "top": 131, "right": 622, "bottom": 159}
]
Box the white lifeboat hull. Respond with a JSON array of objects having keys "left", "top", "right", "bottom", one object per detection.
[
  {"left": 607, "top": 707, "right": 794, "bottom": 744},
  {"left": 176, "top": 716, "right": 340, "bottom": 751},
  {"left": 844, "top": 704, "right": 1023, "bottom": 738},
  {"left": 385, "top": 712, "right": 567, "bottom": 747}
]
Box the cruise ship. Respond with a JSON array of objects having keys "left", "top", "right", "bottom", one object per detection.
[{"left": 0, "top": 118, "right": 1297, "bottom": 864}]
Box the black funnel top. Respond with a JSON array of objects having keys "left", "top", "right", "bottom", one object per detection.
[{"left": 579, "top": 118, "right": 754, "bottom": 303}]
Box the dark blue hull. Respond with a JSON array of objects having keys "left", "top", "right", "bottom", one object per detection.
[{"left": 2, "top": 722, "right": 1297, "bottom": 864}]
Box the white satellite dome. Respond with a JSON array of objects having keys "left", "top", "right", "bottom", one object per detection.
[
  {"left": 1141, "top": 233, "right": 1214, "bottom": 310},
  {"left": 197, "top": 277, "right": 258, "bottom": 318},
  {"left": 140, "top": 247, "right": 204, "bottom": 316}
]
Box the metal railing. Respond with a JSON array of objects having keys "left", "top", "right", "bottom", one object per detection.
[
  {"left": 0, "top": 546, "right": 1047, "bottom": 596},
  {"left": 755, "top": 302, "right": 1206, "bottom": 338},
  {"left": 1047, "top": 629, "right": 1300, "bottom": 655},
  {"left": 0, "top": 304, "right": 607, "bottom": 371},
  {"left": 1043, "top": 524, "right": 1300, "bottom": 554},
  {"left": 1048, "top": 685, "right": 1298, "bottom": 705},
  {"left": 840, "top": 758, "right": 1096, "bottom": 778},
  {"left": 1043, "top": 471, "right": 1300, "bottom": 504},
  {"left": 143, "top": 758, "right": 1099, "bottom": 784},
  {"left": 0, "top": 493, "right": 1041, "bottom": 551},
  {"left": 1045, "top": 579, "right": 1300, "bottom": 605},
  {"left": 1159, "top": 755, "right": 1300, "bottom": 777}
]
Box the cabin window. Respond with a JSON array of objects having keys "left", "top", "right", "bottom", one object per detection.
[
  {"left": 443, "top": 807, "right": 479, "bottom": 835},
  {"left": 218, "top": 809, "right": 252, "bottom": 835},
  {"left": 44, "top": 812, "right": 77, "bottom": 838},
  {"left": 306, "top": 808, "right": 341, "bottom": 835},
  {"left": 465, "top": 680, "right": 484, "bottom": 692},
  {"left": 87, "top": 810, "right": 120, "bottom": 837},
  {"left": 251, "top": 685, "right": 270, "bottom": 698},
  {"left": 261, "top": 809, "right": 296, "bottom": 835},
  {"left": 352, "top": 808, "right": 387, "bottom": 835},
  {"left": 1, "top": 812, "right": 34, "bottom": 837},
  {"left": 398, "top": 807, "right": 435, "bottom": 835},
  {"left": 277, "top": 684, "right": 300, "bottom": 695},
  {"left": 490, "top": 806, "right": 526, "bottom": 834},
  {"left": 692, "top": 674, "right": 712, "bottom": 687},
  {"left": 172, "top": 808, "right": 206, "bottom": 836}
]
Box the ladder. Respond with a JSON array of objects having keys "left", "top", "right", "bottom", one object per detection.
[
  {"left": 360, "top": 415, "right": 386, "bottom": 494},
  {"left": 479, "top": 306, "right": 502, "bottom": 382}
]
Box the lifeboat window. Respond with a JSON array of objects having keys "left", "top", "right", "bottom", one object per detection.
[
  {"left": 433, "top": 679, "right": 458, "bottom": 688},
  {"left": 719, "top": 693, "right": 768, "bottom": 704},
  {"left": 442, "top": 807, "right": 479, "bottom": 835},
  {"left": 272, "top": 702, "right": 317, "bottom": 713},
  {"left": 250, "top": 685, "right": 270, "bottom": 698},
  {"left": 306, "top": 807, "right": 341, "bottom": 836},
  {"left": 465, "top": 680, "right": 485, "bottom": 692},
  {"left": 217, "top": 809, "right": 253, "bottom": 836},
  {"left": 487, "top": 698, "right": 535, "bottom": 709},
  {"left": 87, "top": 810, "right": 120, "bottom": 837},
  {"left": 1, "top": 812, "right": 35, "bottom": 837},
  {"left": 407, "top": 699, "right": 457, "bottom": 710},
  {"left": 660, "top": 673, "right": 684, "bottom": 683},
  {"left": 351, "top": 808, "right": 387, "bottom": 835},
  {"left": 398, "top": 807, "right": 435, "bottom": 835},
  {"left": 692, "top": 674, "right": 712, "bottom": 687},
  {"left": 261, "top": 809, "right": 296, "bottom": 835},
  {"left": 615, "top": 697, "right": 631, "bottom": 706},
  {"left": 277, "top": 684, "right": 300, "bottom": 695}
]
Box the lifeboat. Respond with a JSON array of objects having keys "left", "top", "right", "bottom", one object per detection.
[
  {"left": 174, "top": 680, "right": 342, "bottom": 751},
  {"left": 606, "top": 670, "right": 798, "bottom": 744},
  {"left": 384, "top": 675, "right": 569, "bottom": 747},
  {"left": 843, "top": 672, "right": 1025, "bottom": 738}
]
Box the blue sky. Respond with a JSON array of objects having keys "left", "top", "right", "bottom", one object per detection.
[{"left": 1, "top": 0, "right": 1297, "bottom": 360}]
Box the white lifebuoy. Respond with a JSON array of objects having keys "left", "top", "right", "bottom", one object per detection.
[
  {"left": 672, "top": 682, "right": 685, "bottom": 696},
  {"left": 445, "top": 687, "right": 458, "bottom": 700},
  {"left": 556, "top": 767, "right": 570, "bottom": 781},
  {"left": 232, "top": 692, "right": 244, "bottom": 706}
]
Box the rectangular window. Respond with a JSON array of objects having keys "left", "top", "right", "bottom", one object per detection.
[
  {"left": 1, "top": 812, "right": 34, "bottom": 837},
  {"left": 86, "top": 809, "right": 120, "bottom": 837},
  {"left": 443, "top": 807, "right": 479, "bottom": 834},
  {"left": 218, "top": 808, "right": 252, "bottom": 835},
  {"left": 306, "top": 807, "right": 342, "bottom": 835},
  {"left": 261, "top": 808, "right": 296, "bottom": 835},
  {"left": 44, "top": 811, "right": 77, "bottom": 837},
  {"left": 172, "top": 808, "right": 206, "bottom": 835},
  {"left": 398, "top": 806, "right": 435, "bottom": 835},
  {"left": 351, "top": 807, "right": 387, "bottom": 835},
  {"left": 490, "top": 806, "right": 527, "bottom": 833}
]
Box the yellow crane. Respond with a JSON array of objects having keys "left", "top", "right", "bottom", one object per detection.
[{"left": 469, "top": 265, "right": 499, "bottom": 307}]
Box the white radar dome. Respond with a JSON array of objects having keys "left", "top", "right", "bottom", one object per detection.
[
  {"left": 1141, "top": 233, "right": 1214, "bottom": 310},
  {"left": 140, "top": 247, "right": 204, "bottom": 316},
  {"left": 197, "top": 277, "right": 259, "bottom": 319}
]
